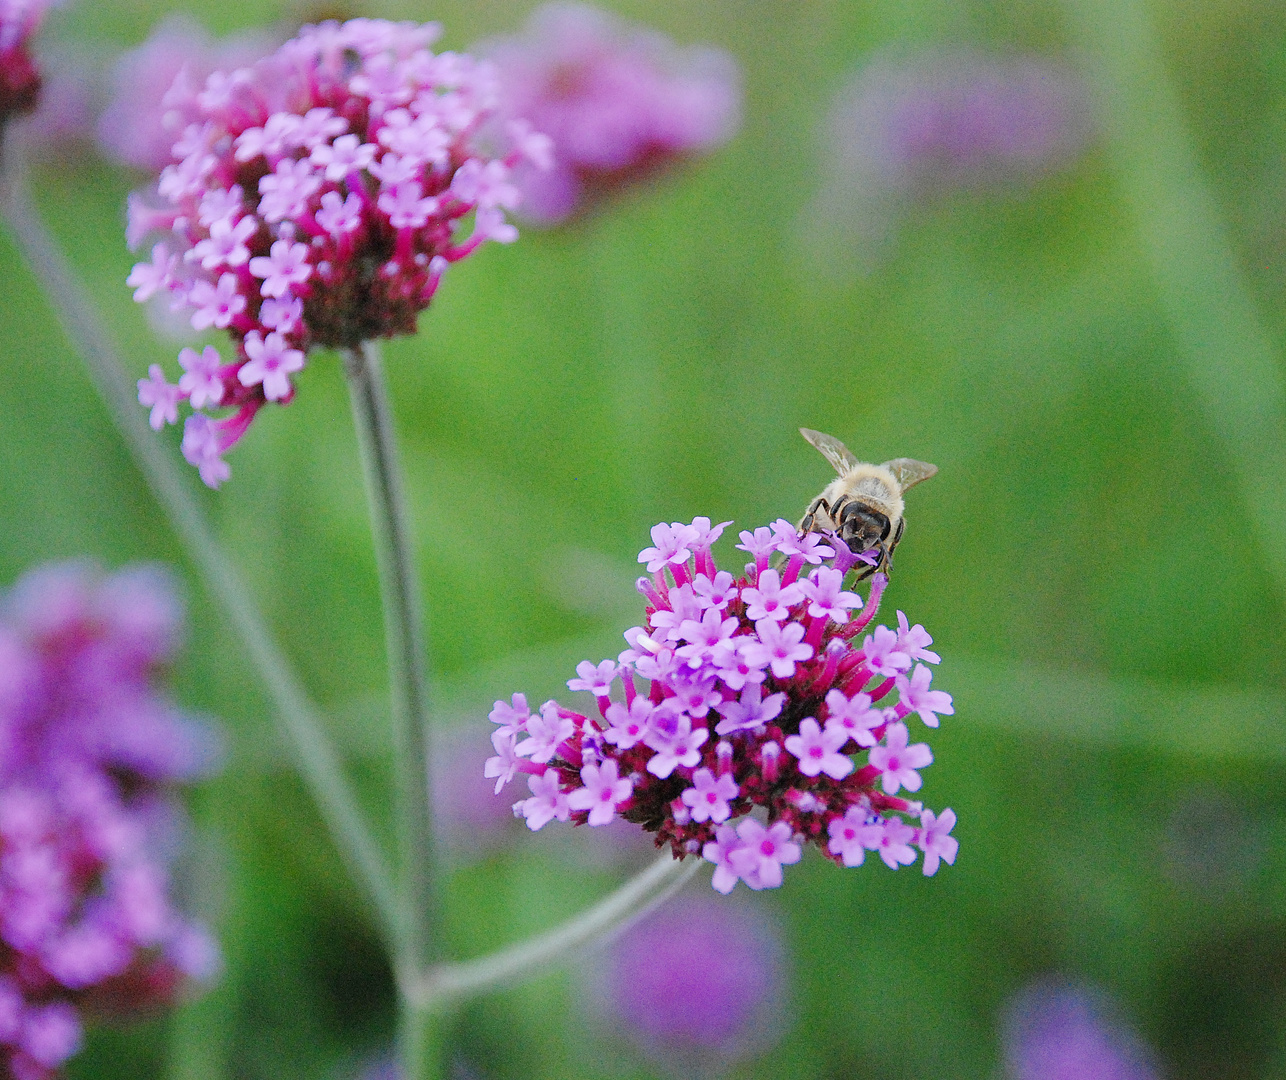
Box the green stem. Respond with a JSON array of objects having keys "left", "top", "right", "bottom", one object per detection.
[
  {"left": 404, "top": 853, "right": 699, "bottom": 1010},
  {"left": 1062, "top": 0, "right": 1286, "bottom": 604},
  {"left": 341, "top": 343, "right": 439, "bottom": 1080},
  {"left": 0, "top": 156, "right": 406, "bottom": 955}
]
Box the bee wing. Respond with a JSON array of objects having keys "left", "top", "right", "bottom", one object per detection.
[
  {"left": 882, "top": 458, "right": 938, "bottom": 491},
  {"left": 800, "top": 428, "right": 860, "bottom": 477}
]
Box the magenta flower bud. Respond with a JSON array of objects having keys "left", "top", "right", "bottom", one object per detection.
[
  {"left": 488, "top": 516, "right": 955, "bottom": 893},
  {"left": 1003, "top": 982, "right": 1159, "bottom": 1080},
  {"left": 0, "top": 561, "right": 221, "bottom": 1078},
  {"left": 479, "top": 3, "right": 741, "bottom": 224},
  {"left": 591, "top": 895, "right": 788, "bottom": 1073},
  {"left": 125, "top": 17, "right": 550, "bottom": 487}
]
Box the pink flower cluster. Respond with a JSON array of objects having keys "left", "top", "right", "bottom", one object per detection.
[
  {"left": 486, "top": 517, "right": 958, "bottom": 893},
  {"left": 0, "top": 0, "right": 58, "bottom": 124},
  {"left": 0, "top": 563, "right": 219, "bottom": 1080},
  {"left": 480, "top": 3, "right": 740, "bottom": 224},
  {"left": 128, "top": 17, "right": 550, "bottom": 487}
]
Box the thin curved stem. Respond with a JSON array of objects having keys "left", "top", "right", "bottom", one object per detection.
[
  {"left": 404, "top": 853, "right": 700, "bottom": 1010},
  {"left": 0, "top": 156, "right": 407, "bottom": 955},
  {"left": 341, "top": 343, "right": 438, "bottom": 1080}
]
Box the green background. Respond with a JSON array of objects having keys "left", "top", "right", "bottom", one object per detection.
[{"left": 4, "top": 0, "right": 1286, "bottom": 1076}]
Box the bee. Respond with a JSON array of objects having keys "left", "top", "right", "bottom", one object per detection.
[{"left": 797, "top": 428, "right": 937, "bottom": 577}]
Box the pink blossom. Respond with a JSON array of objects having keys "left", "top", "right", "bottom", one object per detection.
[
  {"left": 567, "top": 659, "right": 618, "bottom": 696},
  {"left": 740, "top": 568, "right": 804, "bottom": 622},
  {"left": 827, "top": 805, "right": 871, "bottom": 867},
  {"left": 896, "top": 610, "right": 940, "bottom": 663},
  {"left": 770, "top": 518, "right": 834, "bottom": 563},
  {"left": 743, "top": 618, "right": 813, "bottom": 680},
  {"left": 784, "top": 717, "right": 853, "bottom": 780},
  {"left": 798, "top": 566, "right": 863, "bottom": 623},
  {"left": 917, "top": 807, "right": 958, "bottom": 876},
  {"left": 675, "top": 609, "right": 739, "bottom": 668},
  {"left": 515, "top": 701, "right": 576, "bottom": 764},
  {"left": 709, "top": 636, "right": 770, "bottom": 692},
  {"left": 823, "top": 688, "right": 884, "bottom": 748},
  {"left": 862, "top": 624, "right": 912, "bottom": 677},
  {"left": 735, "top": 526, "right": 779, "bottom": 562},
  {"left": 187, "top": 273, "right": 246, "bottom": 330},
  {"left": 180, "top": 414, "right": 230, "bottom": 488},
  {"left": 126, "top": 243, "right": 176, "bottom": 302},
  {"left": 728, "top": 819, "right": 801, "bottom": 890},
  {"left": 702, "top": 824, "right": 744, "bottom": 895},
  {"left": 514, "top": 768, "right": 570, "bottom": 830},
  {"left": 176, "top": 345, "right": 224, "bottom": 410},
  {"left": 188, "top": 214, "right": 257, "bottom": 270},
  {"left": 713, "top": 684, "right": 784, "bottom": 737},
  {"left": 643, "top": 713, "right": 708, "bottom": 778},
  {"left": 489, "top": 693, "right": 530, "bottom": 738},
  {"left": 692, "top": 570, "right": 736, "bottom": 610},
  {"left": 680, "top": 768, "right": 738, "bottom": 824},
  {"left": 483, "top": 729, "right": 520, "bottom": 794},
  {"left": 601, "top": 696, "right": 654, "bottom": 750},
  {"left": 868, "top": 722, "right": 932, "bottom": 795},
  {"left": 137, "top": 365, "right": 181, "bottom": 430},
  {"left": 259, "top": 296, "right": 303, "bottom": 333},
  {"left": 567, "top": 759, "right": 633, "bottom": 825},
  {"left": 637, "top": 521, "right": 699, "bottom": 572},
  {"left": 896, "top": 663, "right": 954, "bottom": 727},
  {"left": 861, "top": 815, "right": 918, "bottom": 868},
  {"left": 238, "top": 331, "right": 304, "bottom": 401},
  {"left": 248, "top": 239, "right": 312, "bottom": 299}
]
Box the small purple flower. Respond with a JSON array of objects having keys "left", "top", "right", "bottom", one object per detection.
[
  {"left": 568, "top": 659, "right": 619, "bottom": 697},
  {"left": 728, "top": 819, "right": 801, "bottom": 890},
  {"left": 797, "top": 565, "right": 863, "bottom": 623},
  {"left": 862, "top": 624, "right": 912, "bottom": 678},
  {"left": 713, "top": 684, "right": 784, "bottom": 737},
  {"left": 783, "top": 717, "right": 854, "bottom": 780},
  {"left": 489, "top": 693, "right": 530, "bottom": 738},
  {"left": 238, "top": 331, "right": 304, "bottom": 401},
  {"left": 744, "top": 618, "right": 813, "bottom": 680},
  {"left": 592, "top": 894, "right": 787, "bottom": 1075},
  {"left": 177, "top": 345, "right": 225, "bottom": 409},
  {"left": 740, "top": 568, "right": 804, "bottom": 623},
  {"left": 638, "top": 521, "right": 700, "bottom": 573},
  {"left": 896, "top": 663, "right": 954, "bottom": 727},
  {"left": 566, "top": 760, "right": 633, "bottom": 826},
  {"left": 137, "top": 365, "right": 182, "bottom": 430},
  {"left": 515, "top": 702, "right": 575, "bottom": 764},
  {"left": 868, "top": 722, "right": 933, "bottom": 795},
  {"left": 861, "top": 815, "right": 918, "bottom": 869},
  {"left": 1003, "top": 982, "right": 1159, "bottom": 1080},
  {"left": 917, "top": 807, "right": 958, "bottom": 876},
  {"left": 824, "top": 688, "right": 884, "bottom": 748},
  {"left": 680, "top": 768, "right": 738, "bottom": 824},
  {"left": 514, "top": 768, "right": 571, "bottom": 831}
]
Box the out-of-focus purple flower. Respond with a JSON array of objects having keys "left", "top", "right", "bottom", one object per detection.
[
  {"left": 487, "top": 516, "right": 957, "bottom": 893},
  {"left": 97, "top": 15, "right": 277, "bottom": 172},
  {"left": 806, "top": 48, "right": 1093, "bottom": 266},
  {"left": 480, "top": 3, "right": 741, "bottom": 224},
  {"left": 0, "top": 0, "right": 59, "bottom": 126},
  {"left": 432, "top": 724, "right": 519, "bottom": 856},
  {"left": 0, "top": 562, "right": 220, "bottom": 1080},
  {"left": 593, "top": 894, "right": 788, "bottom": 1075},
  {"left": 126, "top": 17, "right": 548, "bottom": 487},
  {"left": 1003, "top": 982, "right": 1159, "bottom": 1080}
]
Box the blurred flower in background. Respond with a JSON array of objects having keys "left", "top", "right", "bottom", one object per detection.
[
  {"left": 96, "top": 13, "right": 278, "bottom": 172},
  {"left": 479, "top": 3, "right": 740, "bottom": 225},
  {"left": 0, "top": 563, "right": 220, "bottom": 1080},
  {"left": 0, "top": 0, "right": 59, "bottom": 126},
  {"left": 804, "top": 48, "right": 1093, "bottom": 270},
  {"left": 588, "top": 894, "right": 788, "bottom": 1077},
  {"left": 125, "top": 17, "right": 550, "bottom": 487},
  {"left": 1003, "top": 981, "right": 1159, "bottom": 1080}
]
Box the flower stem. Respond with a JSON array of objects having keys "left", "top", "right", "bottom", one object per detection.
[
  {"left": 340, "top": 343, "right": 439, "bottom": 1080},
  {"left": 1062, "top": 0, "right": 1286, "bottom": 605},
  {"left": 404, "top": 853, "right": 699, "bottom": 1009},
  {"left": 0, "top": 155, "right": 407, "bottom": 955}
]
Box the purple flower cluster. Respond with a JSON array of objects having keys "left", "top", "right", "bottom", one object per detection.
[
  {"left": 486, "top": 517, "right": 958, "bottom": 893},
  {"left": 481, "top": 3, "right": 740, "bottom": 224},
  {"left": 128, "top": 17, "right": 551, "bottom": 487},
  {"left": 0, "top": 563, "right": 219, "bottom": 1080},
  {"left": 0, "top": 0, "right": 58, "bottom": 125}
]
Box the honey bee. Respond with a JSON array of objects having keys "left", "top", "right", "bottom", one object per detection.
[{"left": 797, "top": 428, "right": 937, "bottom": 577}]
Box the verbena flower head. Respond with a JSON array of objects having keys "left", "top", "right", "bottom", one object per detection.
[
  {"left": 0, "top": 0, "right": 59, "bottom": 126},
  {"left": 480, "top": 3, "right": 740, "bottom": 224},
  {"left": 806, "top": 48, "right": 1091, "bottom": 265},
  {"left": 486, "top": 516, "right": 957, "bottom": 893},
  {"left": 594, "top": 895, "right": 787, "bottom": 1074},
  {"left": 97, "top": 14, "right": 278, "bottom": 172},
  {"left": 1003, "top": 982, "right": 1159, "bottom": 1080},
  {"left": 0, "top": 563, "right": 220, "bottom": 1080},
  {"left": 127, "top": 18, "right": 550, "bottom": 487}
]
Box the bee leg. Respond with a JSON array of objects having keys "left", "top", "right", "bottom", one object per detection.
[{"left": 800, "top": 497, "right": 831, "bottom": 534}]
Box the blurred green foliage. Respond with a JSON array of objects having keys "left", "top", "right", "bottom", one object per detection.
[{"left": 4, "top": 0, "right": 1286, "bottom": 1078}]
